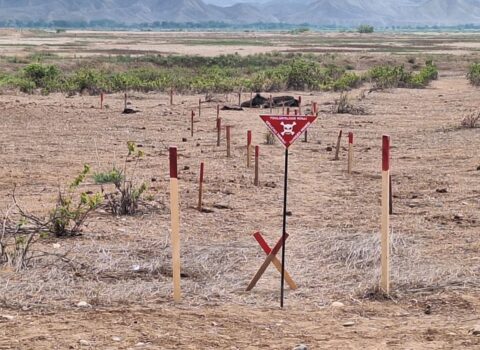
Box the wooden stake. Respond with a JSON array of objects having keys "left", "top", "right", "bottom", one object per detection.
[
  {"left": 216, "top": 117, "right": 222, "bottom": 147},
  {"left": 282, "top": 104, "right": 285, "bottom": 115},
  {"left": 169, "top": 147, "right": 181, "bottom": 302},
  {"left": 254, "top": 146, "right": 259, "bottom": 186},
  {"left": 198, "top": 162, "right": 204, "bottom": 212},
  {"left": 226, "top": 125, "right": 231, "bottom": 158},
  {"left": 216, "top": 104, "right": 220, "bottom": 120},
  {"left": 191, "top": 111, "right": 195, "bottom": 137},
  {"left": 347, "top": 132, "right": 354, "bottom": 174},
  {"left": 286, "top": 107, "right": 290, "bottom": 115},
  {"left": 294, "top": 109, "right": 298, "bottom": 116},
  {"left": 100, "top": 92, "right": 104, "bottom": 109},
  {"left": 124, "top": 92, "right": 127, "bottom": 110},
  {"left": 238, "top": 92, "right": 241, "bottom": 107},
  {"left": 247, "top": 130, "right": 252, "bottom": 168},
  {"left": 170, "top": 88, "right": 174, "bottom": 105},
  {"left": 198, "top": 98, "right": 201, "bottom": 118},
  {"left": 250, "top": 92, "right": 253, "bottom": 108},
  {"left": 381, "top": 135, "right": 391, "bottom": 294},
  {"left": 334, "top": 129, "right": 343, "bottom": 161},
  {"left": 269, "top": 95, "right": 273, "bottom": 114},
  {"left": 298, "top": 96, "right": 302, "bottom": 115},
  {"left": 313, "top": 102, "right": 318, "bottom": 116},
  {"left": 389, "top": 175, "right": 393, "bottom": 215}
]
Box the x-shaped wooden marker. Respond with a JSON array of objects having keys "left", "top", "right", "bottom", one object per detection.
[{"left": 246, "top": 232, "right": 297, "bottom": 291}]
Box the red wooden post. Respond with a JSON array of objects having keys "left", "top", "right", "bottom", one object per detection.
[
  {"left": 191, "top": 110, "right": 195, "bottom": 137},
  {"left": 381, "top": 135, "right": 391, "bottom": 294},
  {"left": 216, "top": 117, "right": 222, "bottom": 147},
  {"left": 169, "top": 146, "right": 181, "bottom": 302},
  {"left": 334, "top": 130, "right": 343, "bottom": 160},
  {"left": 254, "top": 146, "right": 259, "bottom": 186},
  {"left": 247, "top": 130, "right": 252, "bottom": 168},
  {"left": 294, "top": 109, "right": 298, "bottom": 116},
  {"left": 348, "top": 132, "right": 354, "bottom": 174},
  {"left": 226, "top": 126, "right": 231, "bottom": 157},
  {"left": 198, "top": 162, "right": 204, "bottom": 211},
  {"left": 286, "top": 107, "right": 290, "bottom": 115}
]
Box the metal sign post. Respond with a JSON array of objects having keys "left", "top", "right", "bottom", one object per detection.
[{"left": 259, "top": 114, "right": 317, "bottom": 307}]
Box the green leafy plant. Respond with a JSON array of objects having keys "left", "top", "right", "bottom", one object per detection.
[
  {"left": 49, "top": 165, "right": 103, "bottom": 237},
  {"left": 98, "top": 142, "right": 148, "bottom": 216},
  {"left": 467, "top": 63, "right": 480, "bottom": 86}
]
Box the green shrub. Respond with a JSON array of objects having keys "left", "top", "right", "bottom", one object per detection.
[
  {"left": 467, "top": 63, "right": 480, "bottom": 86},
  {"left": 358, "top": 24, "right": 374, "bottom": 33}
]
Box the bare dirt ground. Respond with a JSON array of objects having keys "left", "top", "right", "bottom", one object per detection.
[{"left": 0, "top": 30, "right": 479, "bottom": 349}]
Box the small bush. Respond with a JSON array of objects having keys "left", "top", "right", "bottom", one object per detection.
[
  {"left": 49, "top": 165, "right": 103, "bottom": 237},
  {"left": 369, "top": 61, "right": 438, "bottom": 89},
  {"left": 461, "top": 111, "right": 480, "bottom": 128},
  {"left": 358, "top": 24, "right": 374, "bottom": 33},
  {"left": 334, "top": 93, "right": 367, "bottom": 115},
  {"left": 467, "top": 63, "right": 480, "bottom": 86},
  {"left": 100, "top": 142, "right": 148, "bottom": 216},
  {"left": 264, "top": 132, "right": 276, "bottom": 145}
]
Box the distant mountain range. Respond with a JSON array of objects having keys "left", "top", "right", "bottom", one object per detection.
[{"left": 0, "top": 0, "right": 480, "bottom": 26}]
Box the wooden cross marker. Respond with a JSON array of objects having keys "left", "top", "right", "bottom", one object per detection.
[
  {"left": 253, "top": 232, "right": 297, "bottom": 290},
  {"left": 246, "top": 233, "right": 289, "bottom": 291}
]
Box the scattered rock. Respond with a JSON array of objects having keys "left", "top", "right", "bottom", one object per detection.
[
  {"left": 293, "top": 345, "right": 308, "bottom": 350},
  {"left": 183, "top": 166, "right": 190, "bottom": 171},
  {"left": 343, "top": 321, "right": 355, "bottom": 327},
  {"left": 1, "top": 315, "right": 14, "bottom": 321},
  {"left": 52, "top": 243, "right": 61, "bottom": 249},
  {"left": 112, "top": 336, "right": 122, "bottom": 342},
  {"left": 326, "top": 146, "right": 333, "bottom": 152},
  {"left": 77, "top": 301, "right": 91, "bottom": 308},
  {"left": 122, "top": 108, "right": 140, "bottom": 114},
  {"left": 470, "top": 324, "right": 480, "bottom": 336},
  {"left": 453, "top": 214, "right": 464, "bottom": 221},
  {"left": 436, "top": 188, "right": 448, "bottom": 193},
  {"left": 135, "top": 343, "right": 146, "bottom": 347},
  {"left": 424, "top": 304, "right": 432, "bottom": 315},
  {"left": 264, "top": 182, "right": 277, "bottom": 188},
  {"left": 151, "top": 178, "right": 157, "bottom": 182},
  {"left": 477, "top": 165, "right": 480, "bottom": 171},
  {"left": 182, "top": 138, "right": 188, "bottom": 142},
  {"left": 331, "top": 301, "right": 345, "bottom": 308},
  {"left": 222, "top": 105, "right": 243, "bottom": 111},
  {"left": 213, "top": 204, "right": 230, "bottom": 210},
  {"left": 196, "top": 143, "right": 201, "bottom": 147},
  {"left": 286, "top": 211, "right": 293, "bottom": 216},
  {"left": 79, "top": 339, "right": 90, "bottom": 346}
]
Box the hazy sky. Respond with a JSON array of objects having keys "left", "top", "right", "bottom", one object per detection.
[{"left": 204, "top": 0, "right": 270, "bottom": 5}]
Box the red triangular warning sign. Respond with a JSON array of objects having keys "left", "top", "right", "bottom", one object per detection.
[{"left": 260, "top": 115, "right": 317, "bottom": 148}]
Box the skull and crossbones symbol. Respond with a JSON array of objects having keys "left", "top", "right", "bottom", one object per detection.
[{"left": 281, "top": 122, "right": 296, "bottom": 136}]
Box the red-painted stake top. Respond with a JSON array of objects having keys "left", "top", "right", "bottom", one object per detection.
[
  {"left": 348, "top": 132, "right": 354, "bottom": 144},
  {"left": 382, "top": 135, "right": 391, "bottom": 171},
  {"left": 169, "top": 147, "right": 178, "bottom": 179},
  {"left": 260, "top": 115, "right": 317, "bottom": 148},
  {"left": 247, "top": 130, "right": 252, "bottom": 146}
]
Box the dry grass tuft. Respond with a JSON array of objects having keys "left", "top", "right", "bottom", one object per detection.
[{"left": 461, "top": 111, "right": 480, "bottom": 129}]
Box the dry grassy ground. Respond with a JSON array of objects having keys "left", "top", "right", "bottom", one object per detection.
[{"left": 0, "top": 30, "right": 479, "bottom": 349}]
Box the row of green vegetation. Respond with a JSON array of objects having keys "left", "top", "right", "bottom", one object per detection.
[{"left": 0, "top": 54, "right": 438, "bottom": 94}]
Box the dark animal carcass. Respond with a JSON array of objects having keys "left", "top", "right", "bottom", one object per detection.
[{"left": 241, "top": 93, "right": 299, "bottom": 108}]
